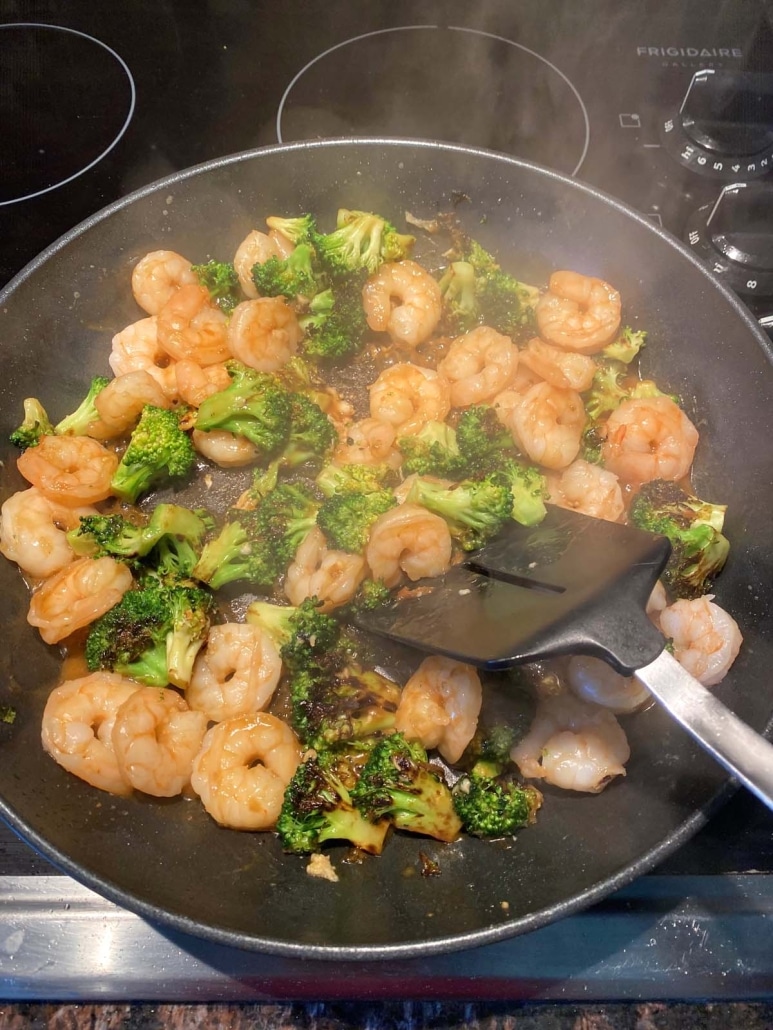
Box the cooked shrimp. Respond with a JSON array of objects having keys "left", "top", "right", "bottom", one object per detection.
[
  {"left": 227, "top": 297, "right": 301, "bottom": 372},
  {"left": 17, "top": 435, "right": 119, "bottom": 506},
  {"left": 362, "top": 260, "right": 442, "bottom": 347},
  {"left": 111, "top": 687, "right": 207, "bottom": 797},
  {"left": 368, "top": 363, "right": 451, "bottom": 437},
  {"left": 157, "top": 283, "right": 231, "bottom": 365},
  {"left": 511, "top": 692, "right": 630, "bottom": 793},
  {"left": 41, "top": 673, "right": 140, "bottom": 795},
  {"left": 365, "top": 503, "right": 452, "bottom": 588},
  {"left": 519, "top": 337, "right": 597, "bottom": 392},
  {"left": 131, "top": 250, "right": 197, "bottom": 315},
  {"left": 233, "top": 229, "right": 292, "bottom": 298},
  {"left": 0, "top": 488, "right": 97, "bottom": 579},
  {"left": 335, "top": 417, "right": 402, "bottom": 469},
  {"left": 27, "top": 557, "right": 133, "bottom": 644},
  {"left": 602, "top": 395, "right": 699, "bottom": 484},
  {"left": 192, "top": 429, "right": 259, "bottom": 468},
  {"left": 548, "top": 459, "right": 624, "bottom": 522},
  {"left": 92, "top": 370, "right": 171, "bottom": 437},
  {"left": 284, "top": 526, "right": 367, "bottom": 610},
  {"left": 659, "top": 595, "right": 742, "bottom": 687},
  {"left": 187, "top": 623, "right": 282, "bottom": 722},
  {"left": 536, "top": 271, "right": 621, "bottom": 354},
  {"left": 501, "top": 381, "right": 585, "bottom": 470},
  {"left": 174, "top": 360, "right": 231, "bottom": 408},
  {"left": 191, "top": 713, "right": 302, "bottom": 830},
  {"left": 437, "top": 326, "right": 519, "bottom": 407},
  {"left": 395, "top": 655, "right": 482, "bottom": 763},
  {"left": 109, "top": 316, "right": 178, "bottom": 398},
  {"left": 566, "top": 656, "right": 651, "bottom": 713}
]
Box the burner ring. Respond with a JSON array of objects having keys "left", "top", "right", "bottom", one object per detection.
[
  {"left": 276, "top": 24, "right": 590, "bottom": 178},
  {"left": 0, "top": 22, "right": 136, "bottom": 207}
]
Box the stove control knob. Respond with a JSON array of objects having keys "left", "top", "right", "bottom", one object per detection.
[
  {"left": 685, "top": 183, "right": 773, "bottom": 296},
  {"left": 661, "top": 70, "right": 773, "bottom": 180}
]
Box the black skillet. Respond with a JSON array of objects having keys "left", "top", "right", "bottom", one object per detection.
[{"left": 0, "top": 139, "right": 771, "bottom": 959}]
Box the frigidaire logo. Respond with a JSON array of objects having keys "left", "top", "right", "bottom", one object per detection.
[{"left": 637, "top": 46, "right": 743, "bottom": 58}]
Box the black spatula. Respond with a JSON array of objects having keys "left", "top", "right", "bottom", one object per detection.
[{"left": 355, "top": 506, "right": 773, "bottom": 810}]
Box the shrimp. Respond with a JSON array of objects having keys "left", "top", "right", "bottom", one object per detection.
[
  {"left": 109, "top": 316, "right": 178, "bottom": 398},
  {"left": 17, "top": 434, "right": 119, "bottom": 506},
  {"left": 284, "top": 526, "right": 367, "bottom": 610},
  {"left": 192, "top": 429, "right": 259, "bottom": 468},
  {"left": 511, "top": 692, "right": 630, "bottom": 793},
  {"left": 362, "top": 260, "right": 442, "bottom": 347},
  {"left": 395, "top": 655, "right": 482, "bottom": 763},
  {"left": 190, "top": 712, "right": 303, "bottom": 830},
  {"left": 602, "top": 395, "right": 699, "bottom": 484},
  {"left": 92, "top": 370, "right": 171, "bottom": 437},
  {"left": 501, "top": 381, "right": 585, "bottom": 470},
  {"left": 27, "top": 556, "right": 134, "bottom": 644},
  {"left": 335, "top": 417, "right": 402, "bottom": 469},
  {"left": 437, "top": 326, "right": 519, "bottom": 407},
  {"left": 566, "top": 656, "right": 651, "bottom": 713},
  {"left": 187, "top": 623, "right": 282, "bottom": 723},
  {"left": 157, "top": 283, "right": 231, "bottom": 365},
  {"left": 535, "top": 271, "right": 621, "bottom": 354},
  {"left": 548, "top": 458, "right": 624, "bottom": 522},
  {"left": 365, "top": 503, "right": 452, "bottom": 588},
  {"left": 111, "top": 686, "right": 208, "bottom": 797},
  {"left": 227, "top": 297, "right": 301, "bottom": 372},
  {"left": 519, "top": 337, "right": 597, "bottom": 392},
  {"left": 41, "top": 673, "right": 140, "bottom": 795},
  {"left": 233, "top": 229, "right": 293, "bottom": 299},
  {"left": 131, "top": 250, "right": 197, "bottom": 316},
  {"left": 368, "top": 363, "right": 451, "bottom": 437},
  {"left": 0, "top": 487, "right": 98, "bottom": 579},
  {"left": 659, "top": 595, "right": 742, "bottom": 687},
  {"left": 174, "top": 360, "right": 231, "bottom": 408}
]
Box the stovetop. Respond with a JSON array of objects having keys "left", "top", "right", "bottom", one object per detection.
[{"left": 1, "top": 0, "right": 773, "bottom": 1001}]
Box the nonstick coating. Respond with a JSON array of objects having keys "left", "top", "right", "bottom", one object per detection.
[{"left": 0, "top": 139, "right": 771, "bottom": 960}]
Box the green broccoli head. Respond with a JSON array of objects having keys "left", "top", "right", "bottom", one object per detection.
[
  {"left": 265, "top": 214, "right": 318, "bottom": 246},
  {"left": 406, "top": 473, "right": 512, "bottom": 551},
  {"left": 110, "top": 405, "right": 195, "bottom": 504},
  {"left": 438, "top": 260, "right": 479, "bottom": 336},
  {"left": 398, "top": 421, "right": 466, "bottom": 479},
  {"left": 194, "top": 361, "right": 293, "bottom": 456},
  {"left": 629, "top": 480, "right": 730, "bottom": 598},
  {"left": 191, "top": 508, "right": 281, "bottom": 590},
  {"left": 281, "top": 393, "right": 337, "bottom": 468},
  {"left": 351, "top": 733, "right": 462, "bottom": 842},
  {"left": 455, "top": 404, "right": 516, "bottom": 474},
  {"left": 191, "top": 261, "right": 241, "bottom": 314},
  {"left": 254, "top": 482, "right": 320, "bottom": 567},
  {"left": 341, "top": 578, "right": 392, "bottom": 619},
  {"left": 246, "top": 598, "right": 341, "bottom": 671},
  {"left": 603, "top": 326, "right": 647, "bottom": 364},
  {"left": 316, "top": 489, "right": 396, "bottom": 554},
  {"left": 495, "top": 457, "right": 548, "bottom": 527},
  {"left": 54, "top": 376, "right": 110, "bottom": 436},
  {"left": 315, "top": 461, "right": 395, "bottom": 499},
  {"left": 299, "top": 278, "right": 370, "bottom": 361},
  {"left": 10, "top": 398, "right": 54, "bottom": 449},
  {"left": 452, "top": 774, "right": 542, "bottom": 838},
  {"left": 314, "top": 209, "right": 414, "bottom": 278},
  {"left": 584, "top": 362, "right": 676, "bottom": 423},
  {"left": 447, "top": 238, "right": 539, "bottom": 338},
  {"left": 251, "top": 243, "right": 320, "bottom": 301}
]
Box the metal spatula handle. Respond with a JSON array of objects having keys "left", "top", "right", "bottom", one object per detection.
[{"left": 635, "top": 650, "right": 773, "bottom": 810}]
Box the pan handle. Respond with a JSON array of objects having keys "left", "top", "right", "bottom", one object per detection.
[{"left": 634, "top": 650, "right": 773, "bottom": 811}]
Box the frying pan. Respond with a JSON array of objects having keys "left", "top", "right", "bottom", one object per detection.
[{"left": 0, "top": 139, "right": 771, "bottom": 960}]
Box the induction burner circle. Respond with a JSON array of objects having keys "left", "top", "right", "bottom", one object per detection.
[
  {"left": 0, "top": 23, "right": 135, "bottom": 206},
  {"left": 277, "top": 26, "right": 589, "bottom": 177}
]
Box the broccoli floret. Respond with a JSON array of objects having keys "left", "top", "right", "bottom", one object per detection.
[
  {"left": 85, "top": 580, "right": 214, "bottom": 688},
  {"left": 246, "top": 598, "right": 342, "bottom": 669},
  {"left": 437, "top": 261, "right": 478, "bottom": 335},
  {"left": 580, "top": 422, "right": 606, "bottom": 465},
  {"left": 110, "top": 405, "right": 195, "bottom": 504},
  {"left": 54, "top": 376, "right": 110, "bottom": 436},
  {"left": 10, "top": 398, "right": 54, "bottom": 449},
  {"left": 495, "top": 457, "right": 548, "bottom": 527},
  {"left": 342, "top": 578, "right": 392, "bottom": 619},
  {"left": 406, "top": 474, "right": 512, "bottom": 551},
  {"left": 458, "top": 723, "right": 519, "bottom": 779},
  {"left": 603, "top": 326, "right": 647, "bottom": 364},
  {"left": 455, "top": 404, "right": 516, "bottom": 473},
  {"left": 315, "top": 461, "right": 394, "bottom": 499},
  {"left": 281, "top": 393, "right": 337, "bottom": 468},
  {"left": 314, "top": 209, "right": 414, "bottom": 278},
  {"left": 274, "top": 356, "right": 339, "bottom": 415},
  {"left": 68, "top": 503, "right": 208, "bottom": 575},
  {"left": 276, "top": 746, "right": 390, "bottom": 855},
  {"left": 351, "top": 733, "right": 462, "bottom": 842},
  {"left": 398, "top": 421, "right": 466, "bottom": 479},
  {"left": 629, "top": 480, "right": 730, "bottom": 598},
  {"left": 299, "top": 278, "right": 369, "bottom": 361},
  {"left": 254, "top": 482, "right": 320, "bottom": 568},
  {"left": 191, "top": 260, "right": 241, "bottom": 314},
  {"left": 584, "top": 362, "right": 676, "bottom": 422},
  {"left": 316, "top": 490, "right": 395, "bottom": 554},
  {"left": 252, "top": 243, "right": 319, "bottom": 301},
  {"left": 265, "top": 214, "right": 317, "bottom": 246},
  {"left": 191, "top": 508, "right": 280, "bottom": 590},
  {"left": 452, "top": 774, "right": 542, "bottom": 838},
  {"left": 194, "top": 361, "right": 292, "bottom": 457}
]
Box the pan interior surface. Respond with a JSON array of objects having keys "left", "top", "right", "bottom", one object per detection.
[{"left": 0, "top": 139, "right": 771, "bottom": 958}]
